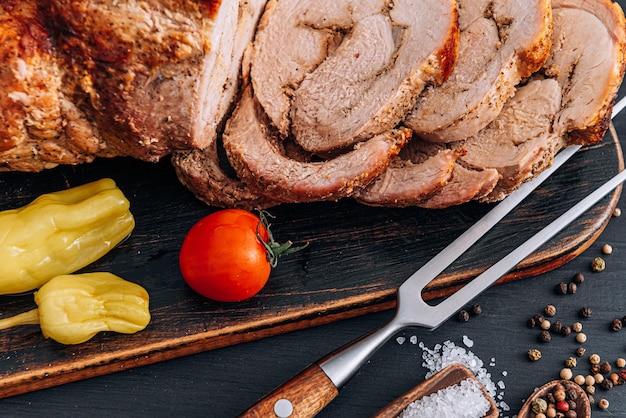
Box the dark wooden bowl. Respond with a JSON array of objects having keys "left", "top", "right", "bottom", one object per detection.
[{"left": 517, "top": 379, "right": 590, "bottom": 418}]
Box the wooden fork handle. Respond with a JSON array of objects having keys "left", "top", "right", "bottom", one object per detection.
[{"left": 238, "top": 363, "right": 339, "bottom": 418}]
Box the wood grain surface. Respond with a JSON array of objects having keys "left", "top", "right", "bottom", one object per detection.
[{"left": 0, "top": 128, "right": 622, "bottom": 399}]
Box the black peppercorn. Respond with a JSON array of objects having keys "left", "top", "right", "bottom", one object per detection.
[
  {"left": 600, "top": 361, "right": 612, "bottom": 374},
  {"left": 527, "top": 317, "right": 537, "bottom": 328},
  {"left": 611, "top": 318, "right": 623, "bottom": 331},
  {"left": 560, "top": 325, "right": 572, "bottom": 337},
  {"left": 546, "top": 392, "right": 556, "bottom": 404},
  {"left": 534, "top": 313, "right": 545, "bottom": 323},
  {"left": 457, "top": 310, "right": 470, "bottom": 322},
  {"left": 539, "top": 330, "right": 552, "bottom": 342},
  {"left": 573, "top": 272, "right": 585, "bottom": 284},
  {"left": 567, "top": 282, "right": 577, "bottom": 294},
  {"left": 551, "top": 321, "right": 563, "bottom": 333},
  {"left": 471, "top": 304, "right": 483, "bottom": 316},
  {"left": 579, "top": 306, "right": 592, "bottom": 318},
  {"left": 601, "top": 379, "right": 614, "bottom": 390},
  {"left": 576, "top": 346, "right": 587, "bottom": 357},
  {"left": 555, "top": 281, "right": 568, "bottom": 295}
]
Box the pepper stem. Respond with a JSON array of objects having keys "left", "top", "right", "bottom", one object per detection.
[
  {"left": 256, "top": 210, "right": 309, "bottom": 268},
  {"left": 0, "top": 308, "right": 40, "bottom": 330}
]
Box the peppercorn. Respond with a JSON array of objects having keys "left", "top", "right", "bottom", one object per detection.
[
  {"left": 575, "top": 333, "right": 587, "bottom": 343},
  {"left": 541, "top": 319, "right": 552, "bottom": 330},
  {"left": 534, "top": 313, "right": 545, "bottom": 323},
  {"left": 589, "top": 353, "right": 601, "bottom": 365},
  {"left": 598, "top": 398, "right": 609, "bottom": 410},
  {"left": 613, "top": 207, "right": 622, "bottom": 217},
  {"left": 528, "top": 316, "right": 538, "bottom": 328},
  {"left": 602, "top": 244, "right": 613, "bottom": 255},
  {"left": 600, "top": 361, "right": 612, "bottom": 374},
  {"left": 551, "top": 321, "right": 563, "bottom": 333},
  {"left": 610, "top": 318, "right": 623, "bottom": 331},
  {"left": 560, "top": 325, "right": 571, "bottom": 337},
  {"left": 579, "top": 306, "right": 592, "bottom": 319},
  {"left": 572, "top": 322, "right": 582, "bottom": 333},
  {"left": 528, "top": 348, "right": 542, "bottom": 361},
  {"left": 601, "top": 378, "right": 613, "bottom": 390},
  {"left": 565, "top": 410, "right": 576, "bottom": 418},
  {"left": 590, "top": 363, "right": 601, "bottom": 374},
  {"left": 545, "top": 304, "right": 557, "bottom": 316},
  {"left": 532, "top": 398, "right": 548, "bottom": 414},
  {"left": 560, "top": 368, "right": 573, "bottom": 380},
  {"left": 457, "top": 309, "right": 470, "bottom": 322},
  {"left": 591, "top": 257, "right": 605, "bottom": 272},
  {"left": 588, "top": 394, "right": 595, "bottom": 405},
  {"left": 555, "top": 281, "right": 569, "bottom": 295},
  {"left": 565, "top": 357, "right": 577, "bottom": 368},
  {"left": 594, "top": 373, "right": 604, "bottom": 384},
  {"left": 572, "top": 273, "right": 585, "bottom": 284},
  {"left": 539, "top": 330, "right": 552, "bottom": 343},
  {"left": 585, "top": 375, "right": 596, "bottom": 386},
  {"left": 470, "top": 304, "right": 482, "bottom": 316},
  {"left": 574, "top": 375, "right": 586, "bottom": 385},
  {"left": 616, "top": 358, "right": 626, "bottom": 368},
  {"left": 586, "top": 385, "right": 595, "bottom": 395},
  {"left": 567, "top": 282, "right": 577, "bottom": 294},
  {"left": 556, "top": 400, "right": 569, "bottom": 412},
  {"left": 575, "top": 347, "right": 587, "bottom": 357}
]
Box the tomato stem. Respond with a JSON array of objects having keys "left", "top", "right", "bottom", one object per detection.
[{"left": 256, "top": 210, "right": 308, "bottom": 267}]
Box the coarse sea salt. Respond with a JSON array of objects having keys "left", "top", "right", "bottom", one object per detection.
[
  {"left": 398, "top": 377, "right": 491, "bottom": 418},
  {"left": 419, "top": 340, "right": 502, "bottom": 411}
]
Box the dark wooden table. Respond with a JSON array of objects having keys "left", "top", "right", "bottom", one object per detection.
[{"left": 2, "top": 13, "right": 626, "bottom": 418}]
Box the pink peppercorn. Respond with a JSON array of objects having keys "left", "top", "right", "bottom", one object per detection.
[{"left": 556, "top": 400, "right": 570, "bottom": 412}]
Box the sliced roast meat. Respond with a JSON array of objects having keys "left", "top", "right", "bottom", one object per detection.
[
  {"left": 223, "top": 86, "right": 410, "bottom": 203},
  {"left": 0, "top": 0, "right": 267, "bottom": 171},
  {"left": 172, "top": 146, "right": 278, "bottom": 210},
  {"left": 548, "top": 0, "right": 626, "bottom": 145},
  {"left": 355, "top": 140, "right": 459, "bottom": 207},
  {"left": 421, "top": 0, "right": 626, "bottom": 206},
  {"left": 405, "top": 0, "right": 553, "bottom": 142},
  {"left": 0, "top": 1, "right": 109, "bottom": 172},
  {"left": 250, "top": 0, "right": 459, "bottom": 153},
  {"left": 416, "top": 164, "right": 500, "bottom": 209},
  {"left": 461, "top": 78, "right": 565, "bottom": 202}
]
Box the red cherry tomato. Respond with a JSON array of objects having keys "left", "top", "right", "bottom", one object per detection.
[{"left": 179, "top": 209, "right": 272, "bottom": 302}]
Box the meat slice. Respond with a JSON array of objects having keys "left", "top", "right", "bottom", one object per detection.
[
  {"left": 250, "top": 0, "right": 459, "bottom": 153},
  {"left": 548, "top": 0, "right": 626, "bottom": 145},
  {"left": 405, "top": 0, "right": 553, "bottom": 142},
  {"left": 222, "top": 86, "right": 410, "bottom": 204},
  {"left": 355, "top": 140, "right": 460, "bottom": 207}
]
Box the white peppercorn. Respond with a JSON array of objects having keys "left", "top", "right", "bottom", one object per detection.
[
  {"left": 560, "top": 368, "right": 573, "bottom": 380},
  {"left": 544, "top": 304, "right": 557, "bottom": 316},
  {"left": 602, "top": 244, "right": 613, "bottom": 255},
  {"left": 572, "top": 322, "right": 583, "bottom": 332},
  {"left": 616, "top": 358, "right": 626, "bottom": 368},
  {"left": 613, "top": 207, "right": 622, "bottom": 217},
  {"left": 574, "top": 375, "right": 586, "bottom": 385},
  {"left": 575, "top": 332, "right": 587, "bottom": 343},
  {"left": 598, "top": 398, "right": 609, "bottom": 410},
  {"left": 589, "top": 353, "right": 601, "bottom": 365}
]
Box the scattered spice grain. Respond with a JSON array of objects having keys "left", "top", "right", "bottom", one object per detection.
[
  {"left": 572, "top": 322, "right": 583, "bottom": 333},
  {"left": 567, "top": 282, "right": 577, "bottom": 294},
  {"left": 611, "top": 318, "right": 623, "bottom": 331},
  {"left": 613, "top": 207, "right": 622, "bottom": 217},
  {"left": 601, "top": 378, "right": 613, "bottom": 391},
  {"left": 457, "top": 310, "right": 470, "bottom": 322},
  {"left": 600, "top": 361, "right": 612, "bottom": 374},
  {"left": 574, "top": 375, "right": 586, "bottom": 385},
  {"left": 579, "top": 306, "right": 592, "bottom": 319},
  {"left": 528, "top": 348, "right": 542, "bottom": 361},
  {"left": 616, "top": 358, "right": 626, "bottom": 368},
  {"left": 575, "top": 347, "right": 587, "bottom": 357},
  {"left": 541, "top": 319, "right": 551, "bottom": 330},
  {"left": 598, "top": 398, "right": 609, "bottom": 410},
  {"left": 470, "top": 304, "right": 482, "bottom": 316},
  {"left": 560, "top": 368, "right": 573, "bottom": 380},
  {"left": 539, "top": 330, "right": 552, "bottom": 343},
  {"left": 591, "top": 257, "right": 605, "bottom": 272},
  {"left": 572, "top": 273, "right": 585, "bottom": 284},
  {"left": 555, "top": 281, "right": 568, "bottom": 295},
  {"left": 544, "top": 305, "right": 557, "bottom": 316},
  {"left": 565, "top": 357, "right": 577, "bottom": 368},
  {"left": 551, "top": 321, "right": 563, "bottom": 334},
  {"left": 575, "top": 333, "right": 587, "bottom": 343},
  {"left": 561, "top": 325, "right": 572, "bottom": 337},
  {"left": 589, "top": 354, "right": 601, "bottom": 365},
  {"left": 602, "top": 244, "right": 613, "bottom": 255}
]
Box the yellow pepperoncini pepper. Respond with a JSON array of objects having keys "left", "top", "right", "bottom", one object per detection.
[
  {"left": 0, "top": 178, "right": 135, "bottom": 294},
  {"left": 0, "top": 272, "right": 150, "bottom": 345}
]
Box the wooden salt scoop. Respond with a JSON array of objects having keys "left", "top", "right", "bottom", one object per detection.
[
  {"left": 372, "top": 363, "right": 498, "bottom": 418},
  {"left": 517, "top": 380, "right": 590, "bottom": 418}
]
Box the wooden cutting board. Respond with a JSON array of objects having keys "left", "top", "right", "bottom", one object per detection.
[{"left": 0, "top": 129, "right": 622, "bottom": 398}]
